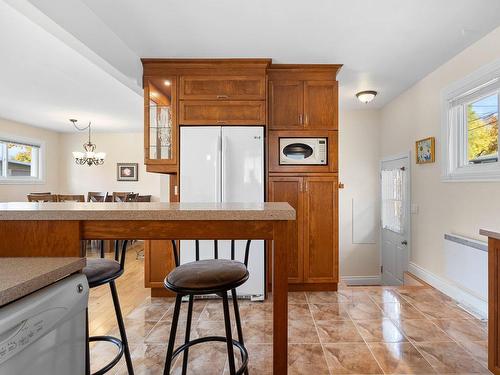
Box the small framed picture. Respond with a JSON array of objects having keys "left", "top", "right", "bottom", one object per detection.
[
  {"left": 415, "top": 137, "right": 435, "bottom": 164},
  {"left": 117, "top": 163, "right": 138, "bottom": 181}
]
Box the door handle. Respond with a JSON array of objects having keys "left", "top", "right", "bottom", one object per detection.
[
  {"left": 298, "top": 114, "right": 303, "bottom": 124},
  {"left": 401, "top": 240, "right": 408, "bottom": 246}
]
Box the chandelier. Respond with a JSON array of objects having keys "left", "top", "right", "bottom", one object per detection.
[{"left": 70, "top": 119, "right": 106, "bottom": 166}]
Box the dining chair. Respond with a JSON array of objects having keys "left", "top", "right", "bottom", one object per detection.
[
  {"left": 125, "top": 193, "right": 139, "bottom": 202},
  {"left": 57, "top": 194, "right": 85, "bottom": 202},
  {"left": 112, "top": 192, "right": 133, "bottom": 202},
  {"left": 136, "top": 195, "right": 152, "bottom": 202},
  {"left": 87, "top": 192, "right": 108, "bottom": 202},
  {"left": 27, "top": 194, "right": 57, "bottom": 202}
]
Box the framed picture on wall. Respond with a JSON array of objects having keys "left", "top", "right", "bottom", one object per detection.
[
  {"left": 117, "top": 163, "right": 138, "bottom": 181},
  {"left": 416, "top": 137, "right": 435, "bottom": 164}
]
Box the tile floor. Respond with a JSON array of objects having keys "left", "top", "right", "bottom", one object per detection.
[{"left": 91, "top": 285, "right": 491, "bottom": 374}]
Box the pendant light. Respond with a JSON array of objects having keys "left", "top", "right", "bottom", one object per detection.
[{"left": 70, "top": 119, "right": 106, "bottom": 166}]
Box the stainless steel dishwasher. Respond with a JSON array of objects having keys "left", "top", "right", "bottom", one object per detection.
[{"left": 0, "top": 274, "right": 89, "bottom": 375}]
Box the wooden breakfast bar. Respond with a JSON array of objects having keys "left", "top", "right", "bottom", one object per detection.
[
  {"left": 481, "top": 228, "right": 500, "bottom": 375},
  {"left": 0, "top": 201, "right": 295, "bottom": 374}
]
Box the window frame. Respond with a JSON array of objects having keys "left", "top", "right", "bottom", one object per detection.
[
  {"left": 441, "top": 58, "right": 500, "bottom": 182},
  {"left": 0, "top": 134, "right": 45, "bottom": 184}
]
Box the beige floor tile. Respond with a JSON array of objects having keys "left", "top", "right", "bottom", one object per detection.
[
  {"left": 395, "top": 319, "right": 451, "bottom": 343},
  {"left": 116, "top": 343, "right": 165, "bottom": 375},
  {"left": 368, "top": 342, "right": 436, "bottom": 374},
  {"left": 434, "top": 319, "right": 488, "bottom": 343},
  {"left": 315, "top": 320, "right": 364, "bottom": 343},
  {"left": 241, "top": 320, "right": 273, "bottom": 343},
  {"left": 170, "top": 342, "right": 228, "bottom": 375},
  {"left": 348, "top": 301, "right": 386, "bottom": 320},
  {"left": 199, "top": 300, "right": 237, "bottom": 322},
  {"left": 106, "top": 319, "right": 157, "bottom": 344},
  {"left": 309, "top": 302, "right": 350, "bottom": 321},
  {"left": 288, "top": 316, "right": 320, "bottom": 343},
  {"left": 459, "top": 340, "right": 488, "bottom": 368},
  {"left": 415, "top": 341, "right": 489, "bottom": 374},
  {"left": 145, "top": 320, "right": 196, "bottom": 346},
  {"left": 367, "top": 289, "right": 405, "bottom": 304},
  {"left": 288, "top": 292, "right": 308, "bottom": 304},
  {"left": 238, "top": 300, "right": 273, "bottom": 321},
  {"left": 413, "top": 301, "right": 474, "bottom": 320},
  {"left": 288, "top": 303, "right": 313, "bottom": 320},
  {"left": 222, "top": 343, "right": 273, "bottom": 374},
  {"left": 354, "top": 318, "right": 407, "bottom": 343},
  {"left": 161, "top": 300, "right": 207, "bottom": 322},
  {"left": 306, "top": 291, "right": 351, "bottom": 304},
  {"left": 323, "top": 343, "right": 383, "bottom": 374},
  {"left": 379, "top": 302, "right": 426, "bottom": 320},
  {"left": 287, "top": 344, "right": 330, "bottom": 375}
]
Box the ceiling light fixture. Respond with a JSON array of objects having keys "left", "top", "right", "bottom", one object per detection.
[
  {"left": 356, "top": 90, "right": 377, "bottom": 104},
  {"left": 164, "top": 80, "right": 171, "bottom": 86},
  {"left": 70, "top": 119, "right": 106, "bottom": 166}
]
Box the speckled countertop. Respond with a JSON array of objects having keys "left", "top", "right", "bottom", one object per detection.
[
  {"left": 0, "top": 258, "right": 86, "bottom": 306},
  {"left": 0, "top": 202, "right": 295, "bottom": 221},
  {"left": 480, "top": 229, "right": 500, "bottom": 240}
]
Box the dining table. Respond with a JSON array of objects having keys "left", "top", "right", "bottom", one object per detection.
[{"left": 0, "top": 201, "right": 295, "bottom": 374}]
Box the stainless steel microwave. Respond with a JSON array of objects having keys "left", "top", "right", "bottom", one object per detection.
[{"left": 279, "top": 137, "right": 327, "bottom": 165}]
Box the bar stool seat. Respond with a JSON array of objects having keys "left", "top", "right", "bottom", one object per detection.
[
  {"left": 83, "top": 258, "right": 123, "bottom": 287},
  {"left": 165, "top": 259, "right": 249, "bottom": 294}
]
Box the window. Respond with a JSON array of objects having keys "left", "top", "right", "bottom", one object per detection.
[
  {"left": 381, "top": 168, "right": 406, "bottom": 233},
  {"left": 442, "top": 60, "right": 500, "bottom": 181},
  {"left": 0, "top": 138, "right": 43, "bottom": 183}
]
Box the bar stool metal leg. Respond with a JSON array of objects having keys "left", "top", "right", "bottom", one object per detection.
[
  {"left": 182, "top": 295, "right": 194, "bottom": 375},
  {"left": 163, "top": 295, "right": 183, "bottom": 375},
  {"left": 222, "top": 294, "right": 236, "bottom": 375},
  {"left": 110, "top": 281, "right": 134, "bottom": 375},
  {"left": 231, "top": 289, "right": 249, "bottom": 375}
]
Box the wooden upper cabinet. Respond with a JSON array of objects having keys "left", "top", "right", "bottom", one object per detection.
[
  {"left": 269, "top": 177, "right": 304, "bottom": 284},
  {"left": 269, "top": 81, "right": 303, "bottom": 129},
  {"left": 303, "top": 176, "right": 338, "bottom": 283},
  {"left": 179, "top": 101, "right": 266, "bottom": 125},
  {"left": 304, "top": 81, "right": 338, "bottom": 129},
  {"left": 180, "top": 76, "right": 266, "bottom": 100}
]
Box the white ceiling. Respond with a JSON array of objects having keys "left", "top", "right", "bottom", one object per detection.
[{"left": 1, "top": 0, "right": 500, "bottom": 132}]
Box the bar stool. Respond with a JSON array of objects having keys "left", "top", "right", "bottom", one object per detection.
[
  {"left": 84, "top": 240, "right": 134, "bottom": 375},
  {"left": 163, "top": 240, "right": 251, "bottom": 375}
]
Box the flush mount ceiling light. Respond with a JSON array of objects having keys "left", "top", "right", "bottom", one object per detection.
[
  {"left": 69, "top": 119, "right": 106, "bottom": 166},
  {"left": 164, "top": 80, "right": 171, "bottom": 86},
  {"left": 356, "top": 90, "right": 378, "bottom": 104}
]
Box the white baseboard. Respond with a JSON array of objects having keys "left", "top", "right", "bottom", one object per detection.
[
  {"left": 408, "top": 262, "right": 487, "bottom": 319},
  {"left": 341, "top": 275, "right": 382, "bottom": 286}
]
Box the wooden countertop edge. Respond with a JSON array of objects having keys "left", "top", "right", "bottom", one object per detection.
[{"left": 0, "top": 258, "right": 86, "bottom": 307}]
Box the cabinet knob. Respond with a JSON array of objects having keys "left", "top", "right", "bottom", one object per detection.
[{"left": 339, "top": 182, "right": 345, "bottom": 189}]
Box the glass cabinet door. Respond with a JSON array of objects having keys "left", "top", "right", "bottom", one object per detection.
[{"left": 145, "top": 77, "right": 176, "bottom": 164}]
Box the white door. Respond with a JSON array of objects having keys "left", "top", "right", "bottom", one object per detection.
[
  {"left": 180, "top": 126, "right": 221, "bottom": 263},
  {"left": 221, "top": 127, "right": 265, "bottom": 299},
  {"left": 381, "top": 154, "right": 410, "bottom": 285}
]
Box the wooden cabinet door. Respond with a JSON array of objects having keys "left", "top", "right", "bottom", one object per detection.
[
  {"left": 269, "top": 81, "right": 304, "bottom": 129},
  {"left": 304, "top": 81, "right": 338, "bottom": 129},
  {"left": 303, "top": 176, "right": 338, "bottom": 283},
  {"left": 180, "top": 76, "right": 266, "bottom": 100},
  {"left": 179, "top": 101, "right": 266, "bottom": 125},
  {"left": 269, "top": 177, "right": 304, "bottom": 284}
]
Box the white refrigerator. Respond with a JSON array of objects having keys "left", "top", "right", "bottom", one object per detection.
[{"left": 180, "top": 126, "right": 265, "bottom": 300}]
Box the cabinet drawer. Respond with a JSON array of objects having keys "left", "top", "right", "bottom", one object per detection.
[
  {"left": 179, "top": 101, "right": 266, "bottom": 125},
  {"left": 180, "top": 76, "right": 266, "bottom": 100}
]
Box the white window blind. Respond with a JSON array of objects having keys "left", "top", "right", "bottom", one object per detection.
[{"left": 381, "top": 169, "right": 406, "bottom": 234}]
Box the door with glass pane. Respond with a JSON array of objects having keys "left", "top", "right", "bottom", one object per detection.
[
  {"left": 381, "top": 155, "right": 410, "bottom": 285},
  {"left": 144, "top": 77, "right": 177, "bottom": 172}
]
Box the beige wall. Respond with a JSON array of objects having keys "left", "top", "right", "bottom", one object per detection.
[
  {"left": 58, "top": 132, "right": 167, "bottom": 201},
  {"left": 380, "top": 26, "right": 500, "bottom": 278},
  {"left": 0, "top": 117, "right": 61, "bottom": 202},
  {"left": 339, "top": 109, "right": 381, "bottom": 280}
]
